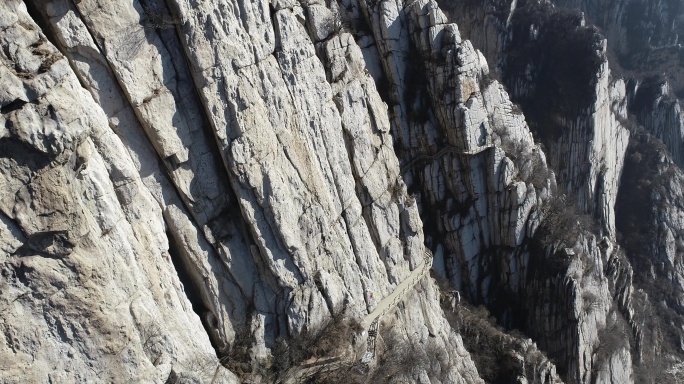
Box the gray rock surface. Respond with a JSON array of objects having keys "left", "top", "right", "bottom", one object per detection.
[
  {"left": 0, "top": 1, "right": 236, "bottom": 382},
  {"left": 6, "top": 0, "right": 683, "bottom": 383},
  {"left": 554, "top": 0, "right": 684, "bottom": 57},
  {"left": 631, "top": 77, "right": 684, "bottom": 168},
  {"left": 1, "top": 0, "right": 487, "bottom": 382},
  {"left": 417, "top": 1, "right": 644, "bottom": 382}
]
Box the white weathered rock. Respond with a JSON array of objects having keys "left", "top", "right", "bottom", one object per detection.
[
  {"left": 632, "top": 80, "right": 684, "bottom": 168},
  {"left": 352, "top": 0, "right": 637, "bottom": 382},
  {"left": 0, "top": 1, "right": 236, "bottom": 382},
  {"left": 357, "top": 0, "right": 552, "bottom": 305},
  {"left": 1, "top": 0, "right": 492, "bottom": 382},
  {"left": 8, "top": 0, "right": 668, "bottom": 382}
]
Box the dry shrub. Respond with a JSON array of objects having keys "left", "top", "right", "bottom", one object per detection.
[
  {"left": 368, "top": 330, "right": 432, "bottom": 383},
  {"left": 456, "top": 305, "right": 505, "bottom": 381},
  {"left": 220, "top": 312, "right": 362, "bottom": 382},
  {"left": 441, "top": 302, "right": 556, "bottom": 384},
  {"left": 495, "top": 126, "right": 551, "bottom": 190},
  {"left": 593, "top": 309, "right": 630, "bottom": 372},
  {"left": 535, "top": 194, "right": 595, "bottom": 248},
  {"left": 582, "top": 291, "right": 602, "bottom": 312},
  {"left": 140, "top": 3, "right": 178, "bottom": 29},
  {"left": 304, "top": 314, "right": 362, "bottom": 361},
  {"left": 222, "top": 325, "right": 252, "bottom": 376},
  {"left": 268, "top": 313, "right": 363, "bottom": 381}
]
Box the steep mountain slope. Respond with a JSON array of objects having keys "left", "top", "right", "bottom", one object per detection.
[
  {"left": 3, "top": 0, "right": 684, "bottom": 383},
  {"left": 354, "top": 1, "right": 634, "bottom": 382},
  {"left": 2, "top": 0, "right": 485, "bottom": 382},
  {"left": 440, "top": 0, "right": 684, "bottom": 382}
]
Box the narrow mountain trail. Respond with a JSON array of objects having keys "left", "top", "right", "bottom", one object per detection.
[
  {"left": 361, "top": 250, "right": 434, "bottom": 328},
  {"left": 282, "top": 250, "right": 434, "bottom": 383}
]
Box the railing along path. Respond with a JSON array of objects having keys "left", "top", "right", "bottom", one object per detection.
[
  {"left": 359, "top": 250, "right": 433, "bottom": 365},
  {"left": 283, "top": 250, "right": 434, "bottom": 382}
]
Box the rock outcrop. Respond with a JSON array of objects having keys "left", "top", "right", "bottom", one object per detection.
[
  {"left": 554, "top": 0, "right": 684, "bottom": 58},
  {"left": 1, "top": 0, "right": 486, "bottom": 382},
  {"left": 446, "top": 0, "right": 630, "bottom": 237},
  {"left": 364, "top": 1, "right": 634, "bottom": 382},
  {"left": 629, "top": 76, "right": 684, "bottom": 168},
  {"left": 0, "top": 1, "right": 235, "bottom": 381},
  {"left": 615, "top": 127, "right": 684, "bottom": 382},
  {"left": 5, "top": 0, "right": 684, "bottom": 383}
]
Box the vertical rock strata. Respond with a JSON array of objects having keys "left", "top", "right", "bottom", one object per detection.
[
  {"left": 383, "top": 0, "right": 674, "bottom": 382},
  {"left": 353, "top": 0, "right": 548, "bottom": 299},
  {"left": 615, "top": 129, "right": 684, "bottom": 381},
  {"left": 554, "top": 0, "right": 684, "bottom": 57},
  {"left": 3, "top": 0, "right": 675, "bottom": 382},
  {"left": 631, "top": 77, "right": 684, "bottom": 168},
  {"left": 1, "top": 0, "right": 484, "bottom": 382},
  {"left": 443, "top": 1, "right": 630, "bottom": 237},
  {"left": 0, "top": 1, "right": 236, "bottom": 382},
  {"left": 551, "top": 0, "right": 684, "bottom": 187},
  {"left": 504, "top": 4, "right": 630, "bottom": 238},
  {"left": 350, "top": 0, "right": 633, "bottom": 382}
]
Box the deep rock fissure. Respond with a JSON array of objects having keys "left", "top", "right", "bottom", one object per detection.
[
  {"left": 164, "top": 227, "right": 217, "bottom": 348},
  {"left": 0, "top": 99, "right": 28, "bottom": 114},
  {"left": 160, "top": 0, "right": 275, "bottom": 287},
  {"left": 165, "top": 231, "right": 205, "bottom": 313}
]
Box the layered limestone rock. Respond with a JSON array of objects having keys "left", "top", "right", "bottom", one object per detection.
[
  {"left": 551, "top": 0, "right": 684, "bottom": 175},
  {"left": 525, "top": 235, "right": 634, "bottom": 383},
  {"left": 349, "top": 0, "right": 582, "bottom": 382},
  {"left": 4, "top": 0, "right": 670, "bottom": 382},
  {"left": 502, "top": 4, "right": 629, "bottom": 238},
  {"left": 436, "top": 0, "right": 512, "bottom": 72},
  {"left": 542, "top": 4, "right": 684, "bottom": 379},
  {"left": 0, "top": 1, "right": 236, "bottom": 382},
  {"left": 553, "top": 0, "right": 684, "bottom": 58},
  {"left": 2, "top": 0, "right": 487, "bottom": 382},
  {"left": 443, "top": 1, "right": 630, "bottom": 238},
  {"left": 158, "top": 2, "right": 483, "bottom": 380},
  {"left": 351, "top": 0, "right": 549, "bottom": 300},
  {"left": 394, "top": 0, "right": 637, "bottom": 382},
  {"left": 630, "top": 77, "right": 684, "bottom": 168},
  {"left": 615, "top": 129, "right": 684, "bottom": 382}
]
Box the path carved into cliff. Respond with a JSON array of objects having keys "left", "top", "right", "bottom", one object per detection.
[
  {"left": 361, "top": 250, "right": 434, "bottom": 328},
  {"left": 400, "top": 145, "right": 495, "bottom": 174},
  {"left": 358, "top": 250, "right": 433, "bottom": 365},
  {"left": 282, "top": 250, "right": 434, "bottom": 382}
]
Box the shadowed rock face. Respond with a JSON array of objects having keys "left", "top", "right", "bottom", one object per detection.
[
  {"left": 553, "top": 0, "right": 684, "bottom": 57},
  {"left": 437, "top": 0, "right": 684, "bottom": 382},
  {"left": 4, "top": 0, "right": 683, "bottom": 383}
]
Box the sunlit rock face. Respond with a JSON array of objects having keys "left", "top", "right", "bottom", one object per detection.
[
  {"left": 1, "top": 0, "right": 483, "bottom": 382},
  {"left": 7, "top": 0, "right": 684, "bottom": 383}
]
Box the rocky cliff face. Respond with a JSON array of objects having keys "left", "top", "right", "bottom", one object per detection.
[
  {"left": 0, "top": 2, "right": 233, "bottom": 381},
  {"left": 549, "top": 0, "right": 684, "bottom": 174},
  {"left": 554, "top": 0, "right": 684, "bottom": 58},
  {"left": 2, "top": 0, "right": 484, "bottom": 382},
  {"left": 615, "top": 127, "right": 684, "bottom": 382},
  {"left": 3, "top": 0, "right": 684, "bottom": 383},
  {"left": 629, "top": 76, "right": 684, "bottom": 168},
  {"left": 442, "top": 0, "right": 684, "bottom": 382},
  {"left": 444, "top": 0, "right": 630, "bottom": 236}
]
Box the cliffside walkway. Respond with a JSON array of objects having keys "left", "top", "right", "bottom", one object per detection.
[
  {"left": 280, "top": 356, "right": 344, "bottom": 384},
  {"left": 361, "top": 250, "right": 434, "bottom": 328},
  {"left": 281, "top": 250, "right": 433, "bottom": 383},
  {"left": 359, "top": 250, "right": 433, "bottom": 365},
  {"left": 400, "top": 144, "right": 495, "bottom": 174}
]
